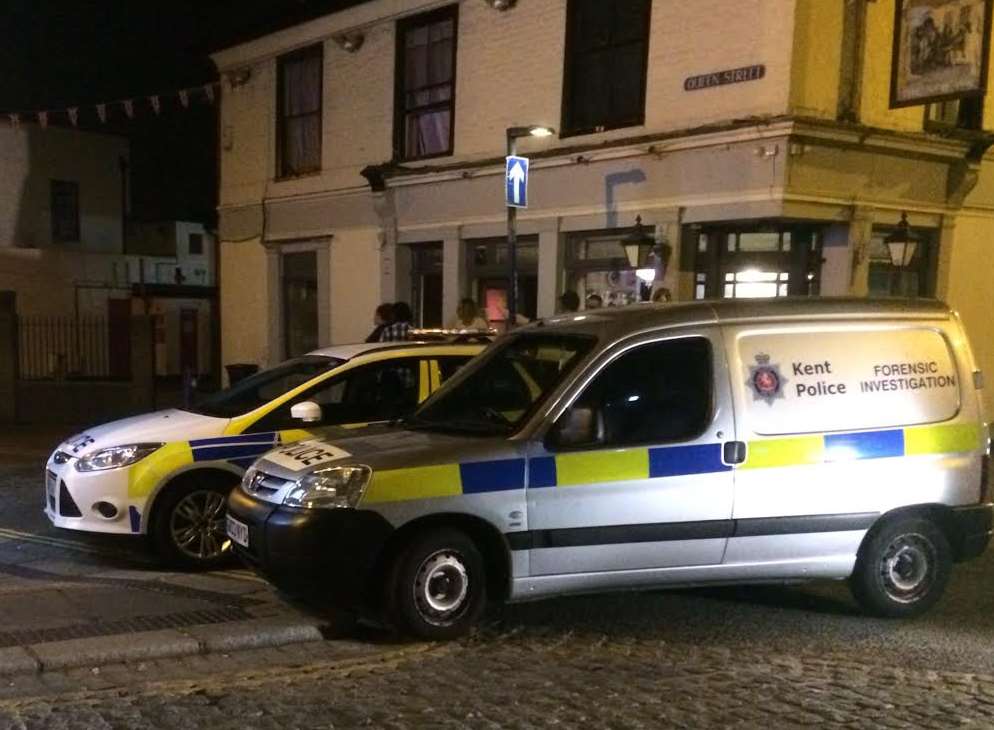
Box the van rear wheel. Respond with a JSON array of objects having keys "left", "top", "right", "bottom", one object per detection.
[
  {"left": 849, "top": 516, "right": 951, "bottom": 618},
  {"left": 387, "top": 528, "right": 486, "bottom": 640}
]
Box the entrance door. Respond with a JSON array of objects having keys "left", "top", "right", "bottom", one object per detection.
[
  {"left": 180, "top": 309, "right": 198, "bottom": 375},
  {"left": 526, "top": 330, "right": 736, "bottom": 577},
  {"left": 107, "top": 298, "right": 131, "bottom": 379}
]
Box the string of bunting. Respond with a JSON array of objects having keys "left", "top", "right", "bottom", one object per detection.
[{"left": 3, "top": 81, "right": 222, "bottom": 130}]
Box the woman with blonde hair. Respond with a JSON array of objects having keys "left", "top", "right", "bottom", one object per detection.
[{"left": 450, "top": 298, "right": 489, "bottom": 331}]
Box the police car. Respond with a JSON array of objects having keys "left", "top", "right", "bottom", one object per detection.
[
  {"left": 230, "top": 299, "right": 990, "bottom": 639},
  {"left": 44, "top": 341, "right": 484, "bottom": 568}
]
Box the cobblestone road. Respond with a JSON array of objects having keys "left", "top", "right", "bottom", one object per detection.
[{"left": 1, "top": 626, "right": 994, "bottom": 729}]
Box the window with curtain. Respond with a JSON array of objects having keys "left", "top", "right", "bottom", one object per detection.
[
  {"left": 396, "top": 6, "right": 457, "bottom": 160},
  {"left": 277, "top": 44, "right": 323, "bottom": 177},
  {"left": 562, "top": 0, "right": 652, "bottom": 137}
]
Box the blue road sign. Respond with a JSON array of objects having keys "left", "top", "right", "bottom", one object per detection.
[{"left": 505, "top": 155, "right": 529, "bottom": 208}]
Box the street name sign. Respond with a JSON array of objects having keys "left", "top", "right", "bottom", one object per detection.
[{"left": 505, "top": 155, "right": 529, "bottom": 208}]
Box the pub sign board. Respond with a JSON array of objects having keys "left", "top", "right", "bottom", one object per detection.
[
  {"left": 684, "top": 64, "right": 766, "bottom": 92},
  {"left": 890, "top": 0, "right": 993, "bottom": 107}
]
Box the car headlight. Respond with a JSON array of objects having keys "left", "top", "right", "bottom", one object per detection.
[
  {"left": 74, "top": 444, "right": 163, "bottom": 472},
  {"left": 283, "top": 465, "right": 371, "bottom": 510}
]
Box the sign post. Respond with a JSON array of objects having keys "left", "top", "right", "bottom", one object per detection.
[{"left": 505, "top": 149, "right": 529, "bottom": 327}]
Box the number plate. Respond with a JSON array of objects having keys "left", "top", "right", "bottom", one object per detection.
[{"left": 226, "top": 515, "right": 249, "bottom": 549}]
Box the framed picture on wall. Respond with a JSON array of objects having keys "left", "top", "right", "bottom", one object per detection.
[{"left": 891, "top": 0, "right": 993, "bottom": 107}]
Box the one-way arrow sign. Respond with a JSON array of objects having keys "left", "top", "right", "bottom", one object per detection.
[{"left": 505, "top": 155, "right": 529, "bottom": 208}]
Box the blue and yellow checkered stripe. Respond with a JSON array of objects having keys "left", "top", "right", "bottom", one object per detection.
[{"left": 362, "top": 422, "right": 984, "bottom": 504}]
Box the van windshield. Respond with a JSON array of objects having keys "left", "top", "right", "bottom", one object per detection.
[
  {"left": 185, "top": 356, "right": 344, "bottom": 419},
  {"left": 409, "top": 333, "right": 595, "bottom": 435}
]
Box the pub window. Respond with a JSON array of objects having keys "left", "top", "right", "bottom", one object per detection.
[
  {"left": 924, "top": 96, "right": 982, "bottom": 131},
  {"left": 50, "top": 180, "right": 80, "bottom": 243},
  {"left": 866, "top": 230, "right": 938, "bottom": 298},
  {"left": 282, "top": 250, "right": 319, "bottom": 358},
  {"left": 561, "top": 0, "right": 652, "bottom": 137},
  {"left": 396, "top": 6, "right": 458, "bottom": 160},
  {"left": 466, "top": 238, "right": 538, "bottom": 328},
  {"left": 277, "top": 44, "right": 323, "bottom": 178}
]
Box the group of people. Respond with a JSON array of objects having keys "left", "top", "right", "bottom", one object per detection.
[
  {"left": 368, "top": 286, "right": 673, "bottom": 341},
  {"left": 558, "top": 287, "right": 672, "bottom": 313}
]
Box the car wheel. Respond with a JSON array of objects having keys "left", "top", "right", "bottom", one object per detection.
[
  {"left": 151, "top": 478, "right": 235, "bottom": 570},
  {"left": 849, "top": 516, "right": 951, "bottom": 618},
  {"left": 387, "top": 528, "right": 486, "bottom": 640}
]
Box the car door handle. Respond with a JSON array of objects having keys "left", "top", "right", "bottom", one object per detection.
[{"left": 723, "top": 441, "right": 747, "bottom": 465}]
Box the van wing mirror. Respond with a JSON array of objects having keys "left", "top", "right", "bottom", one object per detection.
[
  {"left": 551, "top": 406, "right": 603, "bottom": 448},
  {"left": 290, "top": 401, "right": 322, "bottom": 423}
]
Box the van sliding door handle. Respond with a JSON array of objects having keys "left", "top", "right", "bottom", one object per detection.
[{"left": 722, "top": 441, "right": 747, "bottom": 465}]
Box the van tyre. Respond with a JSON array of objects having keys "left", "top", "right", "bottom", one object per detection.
[
  {"left": 387, "top": 528, "right": 486, "bottom": 640},
  {"left": 849, "top": 516, "right": 952, "bottom": 618},
  {"left": 151, "top": 478, "right": 234, "bottom": 570}
]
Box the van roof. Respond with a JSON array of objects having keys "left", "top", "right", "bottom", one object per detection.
[{"left": 533, "top": 297, "right": 951, "bottom": 338}]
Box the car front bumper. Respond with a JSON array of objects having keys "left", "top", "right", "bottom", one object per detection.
[
  {"left": 44, "top": 455, "right": 145, "bottom": 535},
  {"left": 227, "top": 487, "right": 395, "bottom": 607}
]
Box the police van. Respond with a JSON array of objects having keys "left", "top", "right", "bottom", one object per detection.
[
  {"left": 228, "top": 299, "right": 991, "bottom": 638},
  {"left": 44, "top": 341, "right": 484, "bottom": 568}
]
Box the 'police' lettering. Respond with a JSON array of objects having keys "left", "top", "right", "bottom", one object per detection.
[{"left": 796, "top": 381, "right": 847, "bottom": 397}]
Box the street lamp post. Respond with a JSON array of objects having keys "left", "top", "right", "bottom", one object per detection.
[
  {"left": 506, "top": 125, "right": 554, "bottom": 327},
  {"left": 884, "top": 212, "right": 919, "bottom": 296}
]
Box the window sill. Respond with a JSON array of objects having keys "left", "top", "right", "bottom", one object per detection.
[
  {"left": 273, "top": 170, "right": 322, "bottom": 183},
  {"left": 559, "top": 119, "right": 645, "bottom": 140},
  {"left": 395, "top": 149, "right": 454, "bottom": 164}
]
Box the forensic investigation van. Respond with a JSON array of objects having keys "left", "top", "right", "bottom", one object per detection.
[{"left": 228, "top": 299, "right": 991, "bottom": 638}]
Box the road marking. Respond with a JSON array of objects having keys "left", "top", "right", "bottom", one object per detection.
[{"left": 0, "top": 528, "right": 110, "bottom": 555}]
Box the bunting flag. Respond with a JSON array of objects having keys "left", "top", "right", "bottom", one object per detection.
[{"left": 0, "top": 80, "right": 222, "bottom": 129}]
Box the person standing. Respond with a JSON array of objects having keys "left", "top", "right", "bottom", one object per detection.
[
  {"left": 558, "top": 290, "right": 580, "bottom": 313},
  {"left": 379, "top": 302, "right": 413, "bottom": 341},
  {"left": 449, "top": 298, "right": 489, "bottom": 331},
  {"left": 365, "top": 303, "right": 394, "bottom": 343}
]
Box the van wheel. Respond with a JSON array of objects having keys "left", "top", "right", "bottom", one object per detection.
[
  {"left": 849, "top": 516, "right": 951, "bottom": 618},
  {"left": 387, "top": 528, "right": 486, "bottom": 640},
  {"left": 151, "top": 478, "right": 234, "bottom": 570}
]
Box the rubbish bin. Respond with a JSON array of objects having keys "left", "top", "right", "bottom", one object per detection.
[{"left": 225, "top": 363, "right": 259, "bottom": 386}]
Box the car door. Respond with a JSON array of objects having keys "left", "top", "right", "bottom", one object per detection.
[{"left": 525, "top": 329, "right": 737, "bottom": 577}]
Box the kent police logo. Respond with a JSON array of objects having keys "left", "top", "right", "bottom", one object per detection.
[{"left": 746, "top": 353, "right": 787, "bottom": 405}]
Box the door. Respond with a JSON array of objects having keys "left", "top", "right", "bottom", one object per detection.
[
  {"left": 526, "top": 330, "right": 737, "bottom": 576},
  {"left": 107, "top": 298, "right": 131, "bottom": 379},
  {"left": 180, "top": 308, "right": 198, "bottom": 375}
]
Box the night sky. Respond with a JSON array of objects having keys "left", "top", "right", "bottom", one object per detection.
[{"left": 0, "top": 1, "right": 367, "bottom": 225}]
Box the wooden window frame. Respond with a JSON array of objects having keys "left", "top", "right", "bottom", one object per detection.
[
  {"left": 393, "top": 4, "right": 459, "bottom": 162},
  {"left": 276, "top": 43, "right": 324, "bottom": 180},
  {"left": 560, "top": 0, "right": 653, "bottom": 138}
]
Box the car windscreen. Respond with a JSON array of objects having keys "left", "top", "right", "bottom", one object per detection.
[
  {"left": 409, "top": 333, "right": 595, "bottom": 436},
  {"left": 184, "top": 356, "right": 343, "bottom": 419}
]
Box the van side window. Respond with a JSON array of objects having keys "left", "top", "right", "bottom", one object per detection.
[{"left": 558, "top": 338, "right": 712, "bottom": 448}]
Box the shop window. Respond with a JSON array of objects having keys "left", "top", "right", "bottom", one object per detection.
[
  {"left": 565, "top": 229, "right": 655, "bottom": 308},
  {"left": 866, "top": 231, "right": 937, "bottom": 298},
  {"left": 465, "top": 238, "right": 538, "bottom": 327},
  {"left": 51, "top": 180, "right": 80, "bottom": 243},
  {"left": 282, "top": 251, "right": 318, "bottom": 358},
  {"left": 277, "top": 44, "right": 323, "bottom": 178},
  {"left": 925, "top": 96, "right": 982, "bottom": 131},
  {"left": 396, "top": 6, "right": 458, "bottom": 160},
  {"left": 561, "top": 0, "right": 652, "bottom": 137},
  {"left": 409, "top": 243, "right": 443, "bottom": 328}
]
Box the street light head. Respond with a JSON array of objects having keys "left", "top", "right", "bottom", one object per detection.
[{"left": 528, "top": 126, "right": 555, "bottom": 138}]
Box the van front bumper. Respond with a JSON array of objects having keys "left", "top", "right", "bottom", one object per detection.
[
  {"left": 227, "top": 487, "right": 394, "bottom": 606},
  {"left": 950, "top": 503, "right": 993, "bottom": 561}
]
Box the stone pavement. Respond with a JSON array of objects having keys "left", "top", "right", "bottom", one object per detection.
[
  {"left": 0, "top": 626, "right": 992, "bottom": 728},
  {"left": 0, "top": 456, "right": 333, "bottom": 676}
]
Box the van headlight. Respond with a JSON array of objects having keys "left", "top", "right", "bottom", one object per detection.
[
  {"left": 75, "top": 444, "right": 163, "bottom": 472},
  {"left": 283, "top": 465, "right": 371, "bottom": 510}
]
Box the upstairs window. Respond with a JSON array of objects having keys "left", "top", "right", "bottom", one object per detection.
[
  {"left": 277, "top": 44, "right": 323, "bottom": 178},
  {"left": 562, "top": 0, "right": 652, "bottom": 137},
  {"left": 396, "top": 6, "right": 458, "bottom": 160},
  {"left": 925, "top": 96, "right": 983, "bottom": 131},
  {"left": 50, "top": 180, "right": 80, "bottom": 243}
]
